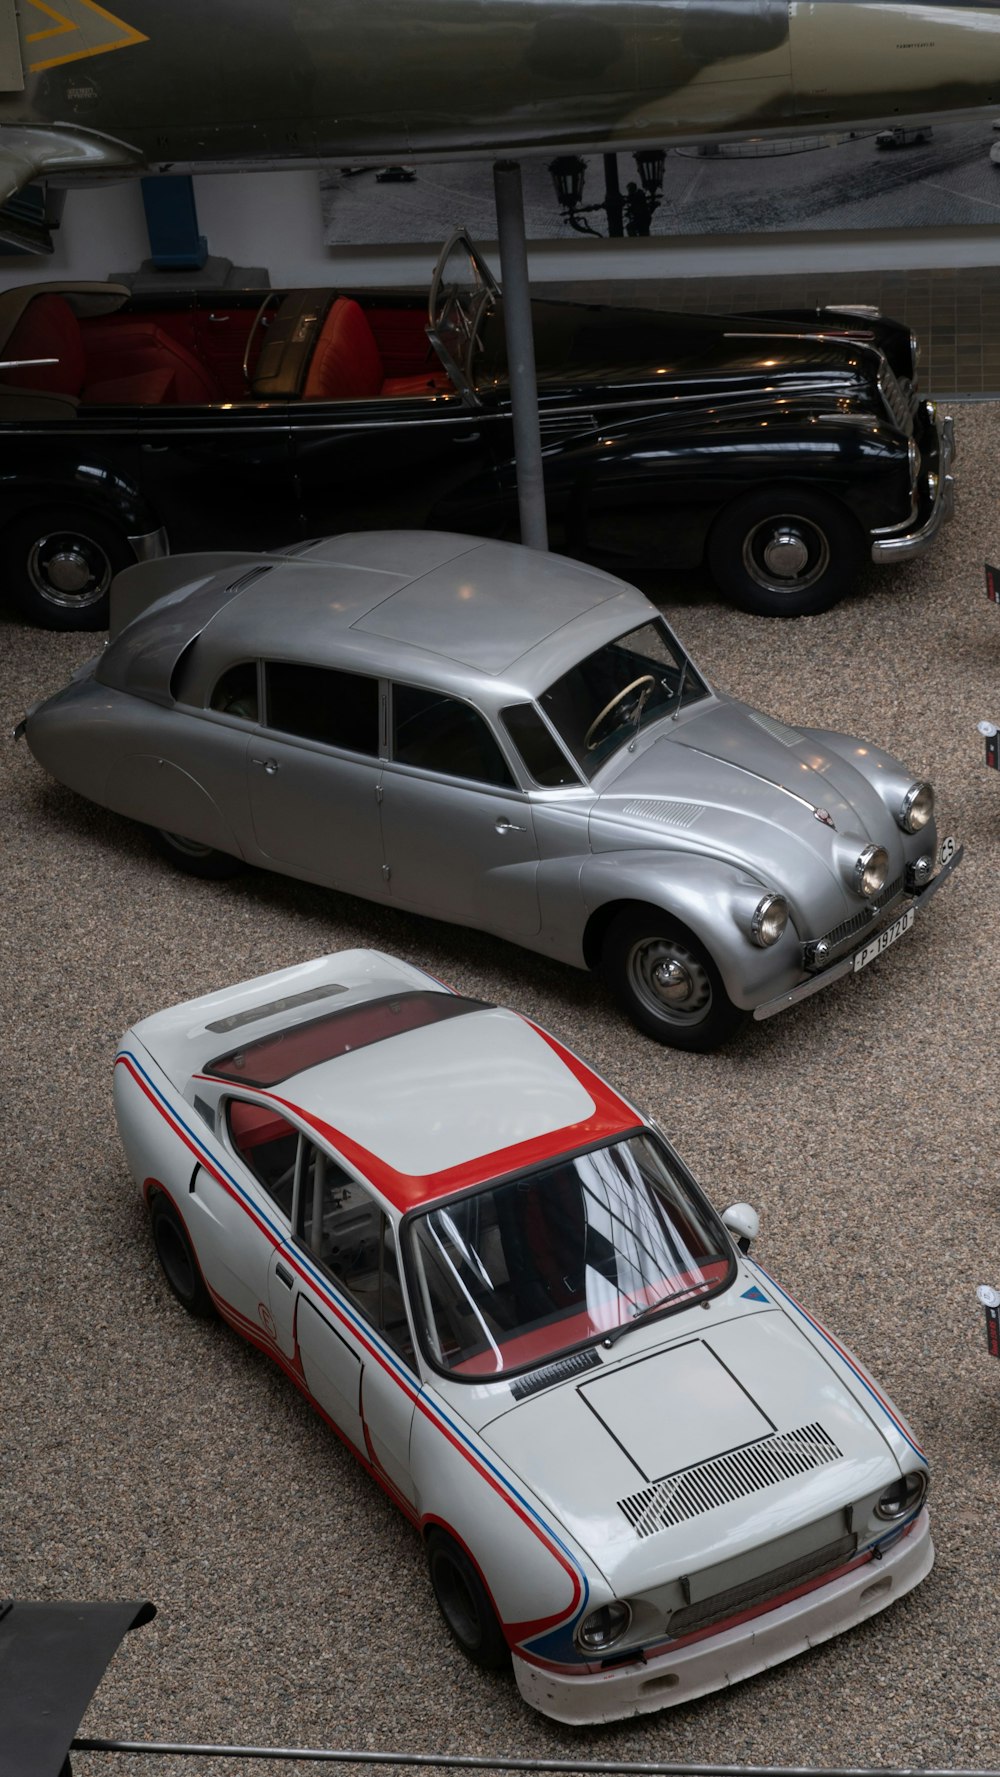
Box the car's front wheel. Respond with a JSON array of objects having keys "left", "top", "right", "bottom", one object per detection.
[
  {"left": 426, "top": 1530, "right": 508, "bottom": 1670},
  {"left": 706, "top": 486, "right": 864, "bottom": 617},
  {"left": 150, "top": 1195, "right": 214, "bottom": 1318},
  {"left": 602, "top": 909, "right": 746, "bottom": 1051},
  {"left": 4, "top": 507, "right": 132, "bottom": 629},
  {"left": 149, "top": 828, "right": 245, "bottom": 880}
]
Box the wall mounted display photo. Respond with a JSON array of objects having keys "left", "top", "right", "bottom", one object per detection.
[{"left": 320, "top": 116, "right": 1000, "bottom": 245}]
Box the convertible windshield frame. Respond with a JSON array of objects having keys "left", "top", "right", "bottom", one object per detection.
[
  {"left": 402, "top": 1127, "right": 735, "bottom": 1384},
  {"left": 539, "top": 617, "right": 709, "bottom": 781}
]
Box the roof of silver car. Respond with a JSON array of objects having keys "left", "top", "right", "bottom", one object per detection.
[
  {"left": 101, "top": 531, "right": 657, "bottom": 707},
  {"left": 231, "top": 533, "right": 638, "bottom": 676}
]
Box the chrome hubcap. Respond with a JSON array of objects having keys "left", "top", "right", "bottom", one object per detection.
[
  {"left": 27, "top": 530, "right": 114, "bottom": 609},
  {"left": 744, "top": 513, "right": 830, "bottom": 594},
  {"left": 628, "top": 938, "right": 712, "bottom": 1024},
  {"left": 762, "top": 527, "right": 810, "bottom": 577}
]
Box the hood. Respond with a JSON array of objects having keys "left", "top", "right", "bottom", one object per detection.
[
  {"left": 478, "top": 1301, "right": 904, "bottom": 1597},
  {"left": 588, "top": 696, "right": 908, "bottom": 933},
  {"left": 482, "top": 299, "right": 891, "bottom": 405}
]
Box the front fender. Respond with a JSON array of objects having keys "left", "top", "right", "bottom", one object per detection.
[
  {"left": 411, "top": 1389, "right": 601, "bottom": 1665},
  {"left": 579, "top": 850, "right": 805, "bottom": 1013}
]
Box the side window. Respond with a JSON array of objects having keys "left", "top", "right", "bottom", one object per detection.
[
  {"left": 210, "top": 661, "right": 259, "bottom": 721},
  {"left": 392, "top": 683, "right": 514, "bottom": 787},
  {"left": 297, "top": 1142, "right": 415, "bottom": 1361},
  {"left": 501, "top": 702, "right": 580, "bottom": 788},
  {"left": 264, "top": 662, "right": 379, "bottom": 754},
  {"left": 227, "top": 1100, "right": 299, "bottom": 1220}
]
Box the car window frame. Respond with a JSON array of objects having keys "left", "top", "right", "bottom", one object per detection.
[
  {"left": 258, "top": 658, "right": 385, "bottom": 762},
  {"left": 387, "top": 678, "right": 523, "bottom": 793}
]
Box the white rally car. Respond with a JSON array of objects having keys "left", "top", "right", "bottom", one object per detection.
[{"left": 114, "top": 950, "right": 932, "bottom": 1723}]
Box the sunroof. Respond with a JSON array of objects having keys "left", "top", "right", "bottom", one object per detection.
[{"left": 205, "top": 990, "right": 490, "bottom": 1087}]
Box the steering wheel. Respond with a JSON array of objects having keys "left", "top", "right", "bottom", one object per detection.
[{"left": 584, "top": 675, "right": 656, "bottom": 753}]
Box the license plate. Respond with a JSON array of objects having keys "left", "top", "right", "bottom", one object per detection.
[{"left": 853, "top": 907, "right": 915, "bottom": 973}]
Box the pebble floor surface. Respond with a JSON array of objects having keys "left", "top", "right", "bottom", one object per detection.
[{"left": 3, "top": 406, "right": 1000, "bottom": 1777}]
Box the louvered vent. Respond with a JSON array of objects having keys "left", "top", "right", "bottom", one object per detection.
[
  {"left": 620, "top": 800, "right": 705, "bottom": 829},
  {"left": 618, "top": 1422, "right": 842, "bottom": 1539},
  {"left": 510, "top": 1347, "right": 601, "bottom": 1401},
  {"left": 667, "top": 1531, "right": 856, "bottom": 1638},
  {"left": 747, "top": 711, "right": 803, "bottom": 747}
]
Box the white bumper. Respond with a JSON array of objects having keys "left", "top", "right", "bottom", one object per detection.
[{"left": 514, "top": 1509, "right": 933, "bottom": 1726}]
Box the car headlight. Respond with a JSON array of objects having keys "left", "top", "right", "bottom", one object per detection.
[
  {"left": 750, "top": 893, "right": 789, "bottom": 947},
  {"left": 854, "top": 844, "right": 889, "bottom": 897},
  {"left": 875, "top": 1470, "right": 928, "bottom": 1521},
  {"left": 899, "top": 781, "right": 934, "bottom": 833},
  {"left": 575, "top": 1600, "right": 632, "bottom": 1652}
]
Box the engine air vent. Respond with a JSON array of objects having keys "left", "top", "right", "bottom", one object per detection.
[
  {"left": 510, "top": 1347, "right": 601, "bottom": 1400},
  {"left": 748, "top": 711, "right": 803, "bottom": 747},
  {"left": 618, "top": 1421, "right": 843, "bottom": 1538}
]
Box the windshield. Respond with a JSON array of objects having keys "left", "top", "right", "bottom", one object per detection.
[
  {"left": 406, "top": 1132, "right": 733, "bottom": 1380},
  {"left": 539, "top": 618, "right": 708, "bottom": 779}
]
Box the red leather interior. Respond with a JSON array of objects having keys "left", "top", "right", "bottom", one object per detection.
[
  {"left": 83, "top": 315, "right": 223, "bottom": 403},
  {"left": 302, "top": 296, "right": 448, "bottom": 401},
  {"left": 2, "top": 293, "right": 224, "bottom": 404},
  {"left": 3, "top": 293, "right": 86, "bottom": 393}
]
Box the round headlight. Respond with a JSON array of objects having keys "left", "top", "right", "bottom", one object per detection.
[
  {"left": 751, "top": 893, "right": 789, "bottom": 947},
  {"left": 576, "top": 1600, "right": 632, "bottom": 1652},
  {"left": 899, "top": 781, "right": 934, "bottom": 834},
  {"left": 855, "top": 844, "right": 889, "bottom": 898},
  {"left": 875, "top": 1470, "right": 928, "bottom": 1522}
]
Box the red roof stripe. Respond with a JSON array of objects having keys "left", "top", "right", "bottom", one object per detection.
[{"left": 242, "top": 1019, "right": 639, "bottom": 1212}]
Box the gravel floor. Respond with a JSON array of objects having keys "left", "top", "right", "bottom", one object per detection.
[{"left": 2, "top": 407, "right": 1000, "bottom": 1776}]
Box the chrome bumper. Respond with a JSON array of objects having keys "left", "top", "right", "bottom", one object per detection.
[
  {"left": 871, "top": 413, "right": 955, "bottom": 564},
  {"left": 126, "top": 524, "right": 169, "bottom": 563},
  {"left": 753, "top": 841, "right": 963, "bottom": 1022}
]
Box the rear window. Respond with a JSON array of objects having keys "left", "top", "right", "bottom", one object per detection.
[{"left": 206, "top": 990, "right": 490, "bottom": 1087}]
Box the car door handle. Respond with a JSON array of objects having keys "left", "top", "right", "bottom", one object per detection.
[
  {"left": 452, "top": 430, "right": 481, "bottom": 443},
  {"left": 274, "top": 1262, "right": 294, "bottom": 1289},
  {"left": 495, "top": 817, "right": 526, "bottom": 834},
  {"left": 251, "top": 757, "right": 279, "bottom": 774},
  {"left": 207, "top": 313, "right": 230, "bottom": 324}
]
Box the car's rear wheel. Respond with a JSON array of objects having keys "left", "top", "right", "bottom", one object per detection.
[
  {"left": 150, "top": 1195, "right": 214, "bottom": 1318},
  {"left": 602, "top": 909, "right": 746, "bottom": 1051},
  {"left": 426, "top": 1530, "right": 508, "bottom": 1670},
  {"left": 149, "top": 827, "right": 245, "bottom": 880},
  {"left": 706, "top": 486, "right": 864, "bottom": 617},
  {"left": 4, "top": 507, "right": 132, "bottom": 629}
]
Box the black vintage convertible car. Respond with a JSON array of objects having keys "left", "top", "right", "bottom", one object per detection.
[{"left": 0, "top": 232, "right": 953, "bottom": 629}]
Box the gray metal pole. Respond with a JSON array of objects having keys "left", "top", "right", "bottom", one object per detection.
[{"left": 492, "top": 159, "right": 548, "bottom": 553}]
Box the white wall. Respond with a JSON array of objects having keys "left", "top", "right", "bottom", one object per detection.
[{"left": 3, "top": 165, "right": 1000, "bottom": 290}]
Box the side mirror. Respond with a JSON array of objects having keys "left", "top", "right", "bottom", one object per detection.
[{"left": 723, "top": 1202, "right": 760, "bottom": 1254}]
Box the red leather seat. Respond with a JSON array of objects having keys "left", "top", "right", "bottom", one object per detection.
[
  {"left": 301, "top": 297, "right": 449, "bottom": 401},
  {"left": 2, "top": 293, "right": 223, "bottom": 405}
]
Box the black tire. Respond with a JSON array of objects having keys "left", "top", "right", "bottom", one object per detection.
[
  {"left": 602, "top": 908, "right": 746, "bottom": 1052},
  {"left": 426, "top": 1530, "right": 508, "bottom": 1671},
  {"left": 3, "top": 507, "right": 132, "bottom": 630},
  {"left": 706, "top": 485, "right": 864, "bottom": 618},
  {"left": 149, "top": 827, "right": 245, "bottom": 880},
  {"left": 150, "top": 1195, "right": 214, "bottom": 1318}
]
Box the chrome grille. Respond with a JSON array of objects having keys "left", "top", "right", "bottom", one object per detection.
[
  {"left": 620, "top": 799, "right": 705, "bottom": 829},
  {"left": 666, "top": 1532, "right": 857, "bottom": 1638},
  {"left": 618, "top": 1422, "right": 842, "bottom": 1539},
  {"left": 879, "top": 367, "right": 914, "bottom": 437},
  {"left": 817, "top": 873, "right": 905, "bottom": 951}
]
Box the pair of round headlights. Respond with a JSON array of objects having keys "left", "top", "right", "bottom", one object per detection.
[{"left": 854, "top": 782, "right": 934, "bottom": 899}]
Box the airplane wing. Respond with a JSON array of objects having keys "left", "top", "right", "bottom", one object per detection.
[{"left": 0, "top": 124, "right": 145, "bottom": 251}]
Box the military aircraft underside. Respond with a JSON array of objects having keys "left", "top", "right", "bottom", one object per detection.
[{"left": 0, "top": 0, "right": 998, "bottom": 248}]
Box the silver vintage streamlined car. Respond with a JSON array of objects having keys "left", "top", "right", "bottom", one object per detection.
[
  {"left": 20, "top": 532, "right": 961, "bottom": 1050},
  {"left": 115, "top": 948, "right": 933, "bottom": 1724}
]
